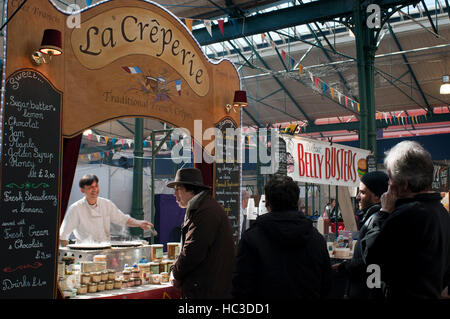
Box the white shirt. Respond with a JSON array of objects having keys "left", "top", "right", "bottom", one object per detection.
[{"left": 60, "top": 197, "right": 130, "bottom": 243}]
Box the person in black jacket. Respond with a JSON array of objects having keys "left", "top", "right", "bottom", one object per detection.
[
  {"left": 335, "top": 171, "right": 388, "bottom": 299},
  {"left": 231, "top": 175, "right": 332, "bottom": 299},
  {"left": 363, "top": 141, "right": 450, "bottom": 299}
]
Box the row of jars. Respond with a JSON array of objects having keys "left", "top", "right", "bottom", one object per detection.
[{"left": 77, "top": 272, "right": 170, "bottom": 295}]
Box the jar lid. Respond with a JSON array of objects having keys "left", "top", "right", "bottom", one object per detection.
[
  {"left": 88, "top": 283, "right": 97, "bottom": 286},
  {"left": 151, "top": 244, "right": 164, "bottom": 247},
  {"left": 150, "top": 262, "right": 159, "bottom": 265},
  {"left": 107, "top": 280, "right": 114, "bottom": 284},
  {"left": 122, "top": 270, "right": 131, "bottom": 273},
  {"left": 108, "top": 269, "right": 115, "bottom": 273}
]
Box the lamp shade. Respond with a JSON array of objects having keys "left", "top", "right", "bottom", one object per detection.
[
  {"left": 441, "top": 75, "right": 450, "bottom": 94},
  {"left": 39, "top": 29, "right": 63, "bottom": 56},
  {"left": 233, "top": 90, "right": 248, "bottom": 107}
]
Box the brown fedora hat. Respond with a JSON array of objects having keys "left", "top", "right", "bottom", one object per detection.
[{"left": 166, "top": 168, "right": 211, "bottom": 189}]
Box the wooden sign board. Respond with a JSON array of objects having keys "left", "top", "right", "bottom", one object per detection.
[
  {"left": 1, "top": 0, "right": 240, "bottom": 299},
  {"left": 4, "top": 0, "right": 240, "bottom": 143}
]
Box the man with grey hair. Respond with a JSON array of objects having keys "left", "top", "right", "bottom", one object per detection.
[{"left": 364, "top": 141, "right": 450, "bottom": 298}]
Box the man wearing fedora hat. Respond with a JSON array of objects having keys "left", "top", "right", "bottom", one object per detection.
[{"left": 167, "top": 168, "right": 235, "bottom": 299}]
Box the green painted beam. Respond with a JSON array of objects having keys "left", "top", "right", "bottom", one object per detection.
[{"left": 193, "top": 0, "right": 420, "bottom": 45}]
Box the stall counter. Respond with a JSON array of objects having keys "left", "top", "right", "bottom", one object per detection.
[{"left": 73, "top": 282, "right": 181, "bottom": 299}]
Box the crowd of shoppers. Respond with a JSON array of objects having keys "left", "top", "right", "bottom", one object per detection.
[{"left": 165, "top": 140, "right": 449, "bottom": 299}]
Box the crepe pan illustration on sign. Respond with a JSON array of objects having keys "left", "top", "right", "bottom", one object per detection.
[{"left": 122, "top": 66, "right": 182, "bottom": 101}]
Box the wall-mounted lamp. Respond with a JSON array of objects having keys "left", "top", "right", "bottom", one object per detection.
[
  {"left": 440, "top": 75, "right": 450, "bottom": 94},
  {"left": 31, "top": 29, "right": 63, "bottom": 65},
  {"left": 225, "top": 90, "right": 248, "bottom": 113}
]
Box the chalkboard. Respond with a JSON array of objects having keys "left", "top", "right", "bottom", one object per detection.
[
  {"left": 0, "top": 69, "right": 61, "bottom": 299},
  {"left": 214, "top": 118, "right": 240, "bottom": 246}
]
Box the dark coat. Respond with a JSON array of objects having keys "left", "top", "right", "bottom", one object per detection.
[
  {"left": 338, "top": 203, "right": 383, "bottom": 298},
  {"left": 171, "top": 191, "right": 236, "bottom": 299},
  {"left": 364, "top": 192, "right": 450, "bottom": 299},
  {"left": 231, "top": 210, "right": 332, "bottom": 299}
]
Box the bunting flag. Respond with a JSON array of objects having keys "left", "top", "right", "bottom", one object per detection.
[
  {"left": 96, "top": 135, "right": 101, "bottom": 143},
  {"left": 175, "top": 80, "right": 182, "bottom": 95},
  {"left": 345, "top": 96, "right": 348, "bottom": 107},
  {"left": 322, "top": 82, "right": 327, "bottom": 93},
  {"left": 314, "top": 77, "right": 320, "bottom": 89},
  {"left": 122, "top": 66, "right": 142, "bottom": 74},
  {"left": 308, "top": 71, "right": 314, "bottom": 83},
  {"left": 261, "top": 33, "right": 266, "bottom": 42},
  {"left": 330, "top": 87, "right": 334, "bottom": 98},
  {"left": 357, "top": 103, "right": 360, "bottom": 112},
  {"left": 290, "top": 57, "right": 295, "bottom": 69},
  {"left": 104, "top": 136, "right": 109, "bottom": 143},
  {"left": 281, "top": 49, "right": 286, "bottom": 60},
  {"left": 127, "top": 140, "right": 132, "bottom": 148},
  {"left": 86, "top": 0, "right": 92, "bottom": 5},
  {"left": 185, "top": 18, "right": 193, "bottom": 32},
  {"left": 337, "top": 91, "right": 342, "bottom": 103},
  {"left": 204, "top": 20, "right": 212, "bottom": 37},
  {"left": 298, "top": 64, "right": 303, "bottom": 76},
  {"left": 218, "top": 19, "right": 224, "bottom": 36}
]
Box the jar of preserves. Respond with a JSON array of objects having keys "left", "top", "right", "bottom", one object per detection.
[
  {"left": 134, "top": 278, "right": 141, "bottom": 286},
  {"left": 108, "top": 269, "right": 116, "bottom": 281},
  {"left": 161, "top": 272, "right": 169, "bottom": 283},
  {"left": 101, "top": 270, "right": 108, "bottom": 282},
  {"left": 91, "top": 272, "right": 101, "bottom": 283},
  {"left": 121, "top": 280, "right": 128, "bottom": 289},
  {"left": 114, "top": 279, "right": 122, "bottom": 289},
  {"left": 122, "top": 270, "right": 131, "bottom": 281},
  {"left": 97, "top": 281, "right": 105, "bottom": 292},
  {"left": 105, "top": 280, "right": 114, "bottom": 290},
  {"left": 131, "top": 269, "right": 140, "bottom": 279},
  {"left": 88, "top": 282, "right": 98, "bottom": 293},
  {"left": 77, "top": 284, "right": 87, "bottom": 295},
  {"left": 128, "top": 279, "right": 135, "bottom": 287},
  {"left": 81, "top": 273, "right": 91, "bottom": 285}
]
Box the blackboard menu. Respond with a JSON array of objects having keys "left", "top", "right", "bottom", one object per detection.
[
  {"left": 214, "top": 119, "right": 240, "bottom": 246},
  {"left": 0, "top": 69, "right": 61, "bottom": 298}
]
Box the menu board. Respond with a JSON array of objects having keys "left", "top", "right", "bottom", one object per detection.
[
  {"left": 214, "top": 118, "right": 240, "bottom": 246},
  {"left": 0, "top": 69, "right": 61, "bottom": 298}
]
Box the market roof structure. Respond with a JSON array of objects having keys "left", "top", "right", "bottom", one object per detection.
[{"left": 2, "top": 0, "right": 448, "bottom": 142}]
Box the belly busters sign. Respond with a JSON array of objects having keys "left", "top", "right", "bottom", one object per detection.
[
  {"left": 70, "top": 7, "right": 209, "bottom": 96},
  {"left": 283, "top": 136, "right": 371, "bottom": 187}
]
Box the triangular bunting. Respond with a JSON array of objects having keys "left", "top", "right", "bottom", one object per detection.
[
  {"left": 298, "top": 64, "right": 303, "bottom": 76},
  {"left": 184, "top": 18, "right": 193, "bottom": 32},
  {"left": 281, "top": 49, "right": 286, "bottom": 60},
  {"left": 218, "top": 19, "right": 224, "bottom": 36},
  {"left": 204, "top": 20, "right": 212, "bottom": 37}
]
